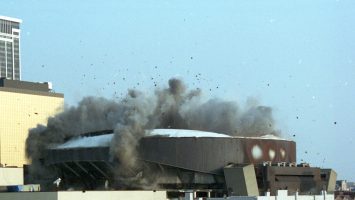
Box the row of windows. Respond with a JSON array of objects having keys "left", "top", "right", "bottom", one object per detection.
[
  {"left": 0, "top": 69, "right": 20, "bottom": 79},
  {"left": 0, "top": 49, "right": 14, "bottom": 54},
  {"left": 0, "top": 67, "right": 20, "bottom": 72},
  {"left": 0, "top": 52, "right": 20, "bottom": 58},
  {"left": 0, "top": 35, "right": 13, "bottom": 39},
  {"left": 0, "top": 47, "right": 18, "bottom": 51},
  {"left": 0, "top": 40, "right": 13, "bottom": 43},
  {"left": 0, "top": 22, "right": 20, "bottom": 80},
  {"left": 0, "top": 66, "right": 20, "bottom": 71},
  {"left": 0, "top": 20, "right": 20, "bottom": 34},
  {"left": 0, "top": 47, "right": 19, "bottom": 52},
  {"left": 0, "top": 60, "right": 20, "bottom": 66},
  {"left": 0, "top": 58, "right": 20, "bottom": 69},
  {"left": 0, "top": 56, "right": 15, "bottom": 61},
  {"left": 0, "top": 70, "right": 20, "bottom": 74},
  {"left": 0, "top": 44, "right": 18, "bottom": 49},
  {"left": 0, "top": 20, "right": 20, "bottom": 28},
  {"left": 0, "top": 41, "right": 19, "bottom": 47},
  {"left": 0, "top": 49, "right": 13, "bottom": 52},
  {"left": 0, "top": 43, "right": 15, "bottom": 48},
  {"left": 0, "top": 54, "right": 18, "bottom": 59}
]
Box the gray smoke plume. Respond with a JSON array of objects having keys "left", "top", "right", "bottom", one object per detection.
[{"left": 25, "top": 78, "right": 280, "bottom": 189}]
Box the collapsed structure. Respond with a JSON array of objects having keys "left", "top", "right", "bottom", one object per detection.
[{"left": 42, "top": 129, "right": 336, "bottom": 196}]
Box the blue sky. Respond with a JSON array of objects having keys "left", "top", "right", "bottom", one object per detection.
[{"left": 3, "top": 0, "right": 355, "bottom": 181}]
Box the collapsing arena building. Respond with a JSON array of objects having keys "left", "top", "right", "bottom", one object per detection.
[{"left": 42, "top": 129, "right": 336, "bottom": 196}]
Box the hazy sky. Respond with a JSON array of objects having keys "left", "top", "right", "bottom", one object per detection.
[{"left": 3, "top": 0, "right": 355, "bottom": 181}]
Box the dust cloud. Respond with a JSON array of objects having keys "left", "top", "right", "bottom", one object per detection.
[{"left": 25, "top": 78, "right": 280, "bottom": 189}]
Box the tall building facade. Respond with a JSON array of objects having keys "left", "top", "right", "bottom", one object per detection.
[
  {"left": 0, "top": 16, "right": 22, "bottom": 80},
  {"left": 0, "top": 78, "right": 64, "bottom": 167}
]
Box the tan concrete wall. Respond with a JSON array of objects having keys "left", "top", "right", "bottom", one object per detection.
[
  {"left": 0, "top": 191, "right": 167, "bottom": 200},
  {"left": 0, "top": 167, "right": 23, "bottom": 186},
  {"left": 0, "top": 90, "right": 63, "bottom": 167}
]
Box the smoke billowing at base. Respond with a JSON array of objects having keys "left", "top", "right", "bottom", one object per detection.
[{"left": 25, "top": 78, "right": 281, "bottom": 190}]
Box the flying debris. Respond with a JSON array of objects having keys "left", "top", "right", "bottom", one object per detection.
[{"left": 26, "top": 78, "right": 290, "bottom": 192}]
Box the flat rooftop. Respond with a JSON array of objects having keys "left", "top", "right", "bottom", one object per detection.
[{"left": 0, "top": 78, "right": 63, "bottom": 98}]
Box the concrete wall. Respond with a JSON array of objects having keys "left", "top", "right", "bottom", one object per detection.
[
  {"left": 0, "top": 192, "right": 57, "bottom": 200},
  {"left": 223, "top": 164, "right": 258, "bottom": 196},
  {"left": 0, "top": 167, "right": 23, "bottom": 185},
  {"left": 58, "top": 191, "right": 167, "bottom": 200},
  {"left": 207, "top": 190, "right": 334, "bottom": 200},
  {"left": 207, "top": 195, "right": 334, "bottom": 200},
  {"left": 0, "top": 191, "right": 167, "bottom": 200},
  {"left": 0, "top": 89, "right": 63, "bottom": 167}
]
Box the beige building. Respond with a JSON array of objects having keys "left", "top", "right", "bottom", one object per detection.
[{"left": 0, "top": 78, "right": 64, "bottom": 168}]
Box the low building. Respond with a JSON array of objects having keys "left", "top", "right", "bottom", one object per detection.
[
  {"left": 204, "top": 190, "right": 334, "bottom": 200},
  {"left": 0, "top": 78, "right": 63, "bottom": 185},
  {"left": 336, "top": 180, "right": 349, "bottom": 191}
]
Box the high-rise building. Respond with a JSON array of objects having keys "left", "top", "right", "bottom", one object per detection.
[{"left": 0, "top": 16, "right": 22, "bottom": 80}]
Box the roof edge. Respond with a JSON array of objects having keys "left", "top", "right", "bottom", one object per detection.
[{"left": 0, "top": 16, "right": 22, "bottom": 23}]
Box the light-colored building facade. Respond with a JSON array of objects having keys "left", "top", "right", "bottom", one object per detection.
[
  {"left": 0, "top": 191, "right": 167, "bottom": 200},
  {"left": 0, "top": 190, "right": 334, "bottom": 200},
  {"left": 205, "top": 190, "right": 334, "bottom": 200},
  {"left": 0, "top": 78, "right": 63, "bottom": 167},
  {"left": 0, "top": 16, "right": 22, "bottom": 80},
  {"left": 0, "top": 167, "right": 24, "bottom": 186}
]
